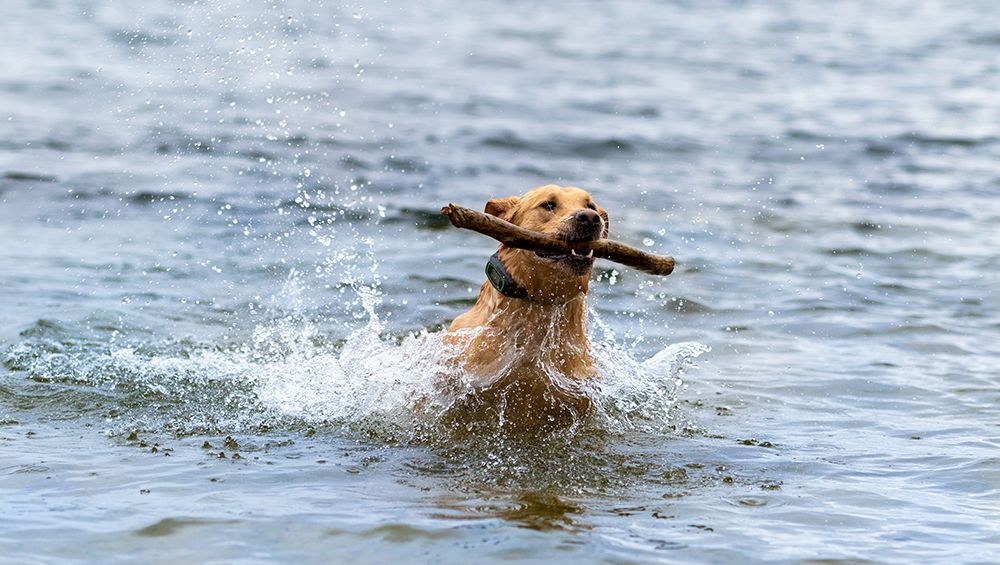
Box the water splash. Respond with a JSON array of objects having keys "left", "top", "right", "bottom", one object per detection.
[{"left": 3, "top": 286, "right": 707, "bottom": 443}]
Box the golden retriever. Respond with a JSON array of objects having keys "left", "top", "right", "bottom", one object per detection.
[{"left": 444, "top": 184, "right": 609, "bottom": 432}]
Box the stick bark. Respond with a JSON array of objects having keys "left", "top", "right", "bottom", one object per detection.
[{"left": 440, "top": 204, "right": 674, "bottom": 276}]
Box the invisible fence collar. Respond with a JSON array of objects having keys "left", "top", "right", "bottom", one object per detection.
[{"left": 485, "top": 252, "right": 529, "bottom": 299}]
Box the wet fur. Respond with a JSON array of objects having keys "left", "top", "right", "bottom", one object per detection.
[{"left": 444, "top": 185, "right": 609, "bottom": 431}]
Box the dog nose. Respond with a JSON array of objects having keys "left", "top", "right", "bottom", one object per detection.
[{"left": 573, "top": 209, "right": 601, "bottom": 225}]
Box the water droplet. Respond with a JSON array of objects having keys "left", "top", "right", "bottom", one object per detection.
[{"left": 642, "top": 238, "right": 654, "bottom": 247}]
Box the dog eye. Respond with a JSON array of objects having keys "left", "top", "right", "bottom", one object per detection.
[
  {"left": 586, "top": 203, "right": 597, "bottom": 210},
  {"left": 539, "top": 201, "right": 556, "bottom": 211}
]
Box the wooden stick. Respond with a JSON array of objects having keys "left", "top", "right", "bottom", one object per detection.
[{"left": 440, "top": 204, "right": 675, "bottom": 276}]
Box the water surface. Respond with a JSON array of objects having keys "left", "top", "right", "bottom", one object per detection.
[{"left": 2, "top": 1, "right": 999, "bottom": 563}]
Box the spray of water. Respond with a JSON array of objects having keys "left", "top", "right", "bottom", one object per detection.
[{"left": 3, "top": 275, "right": 708, "bottom": 444}]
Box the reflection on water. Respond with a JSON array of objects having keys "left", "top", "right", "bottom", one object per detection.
[{"left": 431, "top": 491, "right": 586, "bottom": 532}]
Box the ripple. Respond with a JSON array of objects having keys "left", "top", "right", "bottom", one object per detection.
[
  {"left": 134, "top": 518, "right": 240, "bottom": 538},
  {"left": 382, "top": 207, "right": 452, "bottom": 230},
  {"left": 3, "top": 172, "right": 58, "bottom": 182},
  {"left": 126, "top": 191, "right": 193, "bottom": 204},
  {"left": 480, "top": 131, "right": 635, "bottom": 158},
  {"left": 900, "top": 133, "right": 999, "bottom": 148}
]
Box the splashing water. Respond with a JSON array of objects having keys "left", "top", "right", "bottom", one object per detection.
[{"left": 3, "top": 279, "right": 708, "bottom": 443}]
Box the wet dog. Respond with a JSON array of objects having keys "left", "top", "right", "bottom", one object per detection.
[{"left": 444, "top": 185, "right": 608, "bottom": 431}]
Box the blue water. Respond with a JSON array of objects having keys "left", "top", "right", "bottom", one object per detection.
[{"left": 2, "top": 1, "right": 999, "bottom": 563}]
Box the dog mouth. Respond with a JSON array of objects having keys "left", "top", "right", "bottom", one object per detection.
[
  {"left": 534, "top": 246, "right": 595, "bottom": 273},
  {"left": 531, "top": 225, "right": 601, "bottom": 272},
  {"left": 534, "top": 248, "right": 594, "bottom": 261}
]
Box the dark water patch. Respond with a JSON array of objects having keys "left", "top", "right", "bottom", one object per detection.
[
  {"left": 751, "top": 211, "right": 801, "bottom": 233},
  {"left": 899, "top": 162, "right": 954, "bottom": 175},
  {"left": 9, "top": 464, "right": 50, "bottom": 474},
  {"left": 408, "top": 275, "right": 473, "bottom": 286},
  {"left": 238, "top": 149, "right": 280, "bottom": 163},
  {"left": 0, "top": 81, "right": 30, "bottom": 94},
  {"left": 969, "top": 33, "right": 1000, "bottom": 46},
  {"left": 65, "top": 187, "right": 115, "bottom": 200},
  {"left": 384, "top": 207, "right": 452, "bottom": 230},
  {"left": 852, "top": 220, "right": 883, "bottom": 233},
  {"left": 381, "top": 156, "right": 429, "bottom": 174},
  {"left": 784, "top": 129, "right": 828, "bottom": 142},
  {"left": 15, "top": 319, "right": 70, "bottom": 341},
  {"left": 466, "top": 54, "right": 523, "bottom": 69},
  {"left": 301, "top": 56, "right": 332, "bottom": 70},
  {"left": 788, "top": 130, "right": 997, "bottom": 157},
  {"left": 43, "top": 139, "right": 74, "bottom": 152},
  {"left": 660, "top": 297, "right": 714, "bottom": 315},
  {"left": 435, "top": 297, "right": 478, "bottom": 307},
  {"left": 436, "top": 491, "right": 584, "bottom": 532},
  {"left": 110, "top": 30, "right": 177, "bottom": 48},
  {"left": 737, "top": 65, "right": 768, "bottom": 78},
  {"left": 420, "top": 432, "right": 702, "bottom": 495},
  {"left": 897, "top": 205, "right": 972, "bottom": 221},
  {"left": 886, "top": 248, "right": 963, "bottom": 262},
  {"left": 126, "top": 191, "right": 194, "bottom": 205},
  {"left": 155, "top": 140, "right": 218, "bottom": 156},
  {"left": 0, "top": 139, "right": 72, "bottom": 152},
  {"left": 569, "top": 100, "right": 660, "bottom": 118},
  {"left": 357, "top": 523, "right": 459, "bottom": 542},
  {"left": 277, "top": 200, "right": 374, "bottom": 222},
  {"left": 900, "top": 133, "right": 999, "bottom": 148},
  {"left": 481, "top": 131, "right": 640, "bottom": 159},
  {"left": 867, "top": 181, "right": 916, "bottom": 194},
  {"left": 340, "top": 154, "right": 371, "bottom": 171},
  {"left": 864, "top": 141, "right": 899, "bottom": 157},
  {"left": 514, "top": 164, "right": 551, "bottom": 177},
  {"left": 823, "top": 246, "right": 960, "bottom": 264},
  {"left": 546, "top": 45, "right": 628, "bottom": 62},
  {"left": 282, "top": 134, "right": 310, "bottom": 147},
  {"left": 134, "top": 518, "right": 240, "bottom": 538},
  {"left": 3, "top": 172, "right": 58, "bottom": 182}
]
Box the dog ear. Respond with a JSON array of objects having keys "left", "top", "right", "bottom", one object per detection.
[
  {"left": 484, "top": 196, "right": 520, "bottom": 220},
  {"left": 598, "top": 207, "right": 609, "bottom": 238}
]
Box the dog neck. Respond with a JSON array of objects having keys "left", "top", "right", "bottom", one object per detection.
[
  {"left": 454, "top": 282, "right": 593, "bottom": 382},
  {"left": 471, "top": 282, "right": 590, "bottom": 351}
]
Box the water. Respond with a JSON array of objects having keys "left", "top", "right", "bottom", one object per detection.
[{"left": 2, "top": 0, "right": 999, "bottom": 562}]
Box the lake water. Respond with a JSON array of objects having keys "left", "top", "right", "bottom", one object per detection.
[{"left": 2, "top": 1, "right": 999, "bottom": 563}]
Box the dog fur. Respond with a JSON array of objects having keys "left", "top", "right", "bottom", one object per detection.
[{"left": 444, "top": 184, "right": 609, "bottom": 431}]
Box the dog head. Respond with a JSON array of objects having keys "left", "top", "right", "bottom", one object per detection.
[{"left": 484, "top": 184, "right": 609, "bottom": 301}]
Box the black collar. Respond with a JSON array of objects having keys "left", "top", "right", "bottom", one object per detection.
[{"left": 485, "top": 252, "right": 529, "bottom": 299}]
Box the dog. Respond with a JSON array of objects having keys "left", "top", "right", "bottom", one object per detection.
[{"left": 443, "top": 184, "right": 609, "bottom": 432}]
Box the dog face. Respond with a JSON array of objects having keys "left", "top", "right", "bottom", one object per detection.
[{"left": 485, "top": 185, "right": 609, "bottom": 299}]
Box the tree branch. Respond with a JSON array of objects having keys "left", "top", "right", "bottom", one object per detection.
[{"left": 440, "top": 204, "right": 675, "bottom": 276}]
